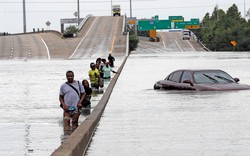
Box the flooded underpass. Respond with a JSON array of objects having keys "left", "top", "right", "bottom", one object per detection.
[{"left": 85, "top": 52, "right": 250, "bottom": 156}]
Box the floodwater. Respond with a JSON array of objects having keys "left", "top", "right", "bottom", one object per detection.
[
  {"left": 85, "top": 52, "right": 250, "bottom": 156},
  {"left": 0, "top": 58, "right": 123, "bottom": 156},
  {"left": 1, "top": 52, "right": 250, "bottom": 156}
]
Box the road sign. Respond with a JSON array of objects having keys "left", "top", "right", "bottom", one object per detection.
[
  {"left": 169, "top": 16, "right": 183, "bottom": 22},
  {"left": 138, "top": 20, "right": 171, "bottom": 30},
  {"left": 127, "top": 17, "right": 137, "bottom": 25},
  {"left": 185, "top": 25, "right": 200, "bottom": 29},
  {"left": 155, "top": 20, "right": 171, "bottom": 29},
  {"left": 174, "top": 21, "right": 200, "bottom": 29},
  {"left": 155, "top": 15, "right": 159, "bottom": 20},
  {"left": 46, "top": 21, "right": 51, "bottom": 26},
  {"left": 191, "top": 18, "right": 199, "bottom": 22},
  {"left": 138, "top": 20, "right": 156, "bottom": 30},
  {"left": 60, "top": 18, "right": 82, "bottom": 24},
  {"left": 149, "top": 30, "right": 156, "bottom": 37},
  {"left": 231, "top": 41, "right": 237, "bottom": 47}
]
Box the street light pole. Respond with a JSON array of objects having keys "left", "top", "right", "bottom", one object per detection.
[
  {"left": 23, "top": 0, "right": 27, "bottom": 33},
  {"left": 111, "top": 0, "right": 113, "bottom": 16},
  {"left": 77, "top": 0, "right": 80, "bottom": 25},
  {"left": 130, "top": 0, "right": 132, "bottom": 18}
]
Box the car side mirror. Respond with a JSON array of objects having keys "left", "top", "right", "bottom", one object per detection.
[
  {"left": 234, "top": 78, "right": 240, "bottom": 83},
  {"left": 183, "top": 80, "right": 194, "bottom": 86}
]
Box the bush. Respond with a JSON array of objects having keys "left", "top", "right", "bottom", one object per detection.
[
  {"left": 129, "top": 34, "right": 139, "bottom": 52},
  {"left": 63, "top": 25, "right": 78, "bottom": 38}
]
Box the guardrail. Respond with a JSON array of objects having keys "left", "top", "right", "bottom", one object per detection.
[
  {"left": 51, "top": 56, "right": 128, "bottom": 156},
  {"left": 77, "top": 14, "right": 93, "bottom": 30},
  {"left": 190, "top": 30, "right": 210, "bottom": 52},
  {"left": 51, "top": 23, "right": 130, "bottom": 156},
  {"left": 122, "top": 14, "right": 126, "bottom": 35}
]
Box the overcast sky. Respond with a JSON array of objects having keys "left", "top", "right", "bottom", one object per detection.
[{"left": 0, "top": 0, "right": 249, "bottom": 33}]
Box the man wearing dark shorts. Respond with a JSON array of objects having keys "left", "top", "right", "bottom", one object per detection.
[{"left": 59, "top": 70, "right": 85, "bottom": 133}]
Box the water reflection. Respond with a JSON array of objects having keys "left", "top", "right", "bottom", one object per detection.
[
  {"left": 85, "top": 52, "right": 250, "bottom": 156},
  {"left": 0, "top": 58, "right": 122, "bottom": 156}
]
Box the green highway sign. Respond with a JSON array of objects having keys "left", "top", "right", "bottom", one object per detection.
[
  {"left": 137, "top": 15, "right": 200, "bottom": 30},
  {"left": 174, "top": 21, "right": 200, "bottom": 29},
  {"left": 191, "top": 18, "right": 200, "bottom": 22},
  {"left": 155, "top": 20, "right": 171, "bottom": 29},
  {"left": 169, "top": 16, "right": 183, "bottom": 22},
  {"left": 138, "top": 20, "right": 171, "bottom": 31},
  {"left": 138, "top": 20, "right": 156, "bottom": 30},
  {"left": 155, "top": 15, "right": 159, "bottom": 20}
]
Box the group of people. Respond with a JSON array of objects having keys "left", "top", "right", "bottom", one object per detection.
[
  {"left": 59, "top": 54, "right": 117, "bottom": 134},
  {"left": 89, "top": 55, "right": 117, "bottom": 90}
]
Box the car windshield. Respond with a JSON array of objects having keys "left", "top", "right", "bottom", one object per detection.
[{"left": 193, "top": 71, "right": 235, "bottom": 84}]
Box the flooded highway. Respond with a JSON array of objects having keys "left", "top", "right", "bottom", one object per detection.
[
  {"left": 1, "top": 51, "right": 250, "bottom": 156},
  {"left": 85, "top": 52, "right": 250, "bottom": 156},
  {"left": 0, "top": 58, "right": 123, "bottom": 156}
]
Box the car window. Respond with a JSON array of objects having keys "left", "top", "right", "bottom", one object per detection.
[
  {"left": 168, "top": 71, "right": 182, "bottom": 82},
  {"left": 181, "top": 71, "right": 192, "bottom": 82},
  {"left": 166, "top": 73, "right": 173, "bottom": 80},
  {"left": 194, "top": 71, "right": 235, "bottom": 84}
]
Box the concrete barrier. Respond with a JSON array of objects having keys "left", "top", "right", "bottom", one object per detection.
[{"left": 51, "top": 56, "right": 128, "bottom": 156}]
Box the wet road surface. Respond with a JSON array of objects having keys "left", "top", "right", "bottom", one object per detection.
[
  {"left": 1, "top": 50, "right": 250, "bottom": 156},
  {"left": 85, "top": 52, "right": 250, "bottom": 156},
  {"left": 0, "top": 58, "right": 123, "bottom": 156}
]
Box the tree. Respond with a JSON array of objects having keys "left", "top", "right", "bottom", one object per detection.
[
  {"left": 196, "top": 4, "right": 250, "bottom": 51},
  {"left": 64, "top": 25, "right": 78, "bottom": 35},
  {"left": 129, "top": 34, "right": 139, "bottom": 52}
]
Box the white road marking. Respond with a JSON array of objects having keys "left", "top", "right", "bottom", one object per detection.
[
  {"left": 39, "top": 36, "right": 51, "bottom": 60},
  {"left": 69, "top": 17, "right": 98, "bottom": 59},
  {"left": 186, "top": 40, "right": 196, "bottom": 51},
  {"left": 175, "top": 40, "right": 183, "bottom": 52}
]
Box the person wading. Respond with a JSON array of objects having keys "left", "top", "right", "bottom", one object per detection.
[{"left": 59, "top": 70, "right": 85, "bottom": 134}]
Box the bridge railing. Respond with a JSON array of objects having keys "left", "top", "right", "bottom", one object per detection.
[{"left": 77, "top": 14, "right": 93, "bottom": 30}]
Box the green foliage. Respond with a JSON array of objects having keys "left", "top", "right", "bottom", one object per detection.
[
  {"left": 64, "top": 25, "right": 78, "bottom": 34},
  {"left": 196, "top": 4, "right": 250, "bottom": 51},
  {"left": 129, "top": 34, "right": 139, "bottom": 52}
]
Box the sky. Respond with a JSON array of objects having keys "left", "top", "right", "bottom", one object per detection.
[{"left": 0, "top": 0, "right": 249, "bottom": 34}]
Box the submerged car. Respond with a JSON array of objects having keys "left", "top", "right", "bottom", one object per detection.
[{"left": 154, "top": 69, "right": 250, "bottom": 91}]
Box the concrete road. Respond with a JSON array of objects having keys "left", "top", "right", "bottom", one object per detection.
[
  {"left": 0, "top": 16, "right": 127, "bottom": 60},
  {"left": 158, "top": 31, "right": 206, "bottom": 52},
  {"left": 70, "top": 16, "right": 126, "bottom": 59},
  {"left": 0, "top": 34, "right": 49, "bottom": 60}
]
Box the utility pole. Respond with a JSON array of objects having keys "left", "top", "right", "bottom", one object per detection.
[
  {"left": 130, "top": 0, "right": 132, "bottom": 18},
  {"left": 23, "top": 0, "right": 27, "bottom": 33},
  {"left": 77, "top": 0, "right": 80, "bottom": 25},
  {"left": 111, "top": 0, "right": 113, "bottom": 16}
]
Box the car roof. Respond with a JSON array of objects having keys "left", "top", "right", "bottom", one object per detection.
[{"left": 174, "top": 69, "right": 224, "bottom": 72}]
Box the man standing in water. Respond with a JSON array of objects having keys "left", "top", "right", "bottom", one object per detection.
[
  {"left": 108, "top": 53, "right": 115, "bottom": 67},
  {"left": 89, "top": 62, "right": 101, "bottom": 89},
  {"left": 59, "top": 70, "right": 85, "bottom": 133}
]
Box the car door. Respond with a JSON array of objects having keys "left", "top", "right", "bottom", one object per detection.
[
  {"left": 166, "top": 71, "right": 183, "bottom": 90},
  {"left": 180, "top": 71, "right": 195, "bottom": 90}
]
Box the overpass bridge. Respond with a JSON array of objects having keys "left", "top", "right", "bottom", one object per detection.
[
  {"left": 0, "top": 15, "right": 127, "bottom": 60},
  {"left": 0, "top": 15, "right": 207, "bottom": 61}
]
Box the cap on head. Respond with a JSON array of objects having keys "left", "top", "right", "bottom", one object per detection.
[{"left": 90, "top": 62, "right": 96, "bottom": 68}]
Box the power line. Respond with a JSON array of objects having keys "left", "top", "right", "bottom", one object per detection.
[
  {"left": 1, "top": 3, "right": 249, "bottom": 13},
  {"left": 0, "top": 0, "right": 157, "bottom": 4}
]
